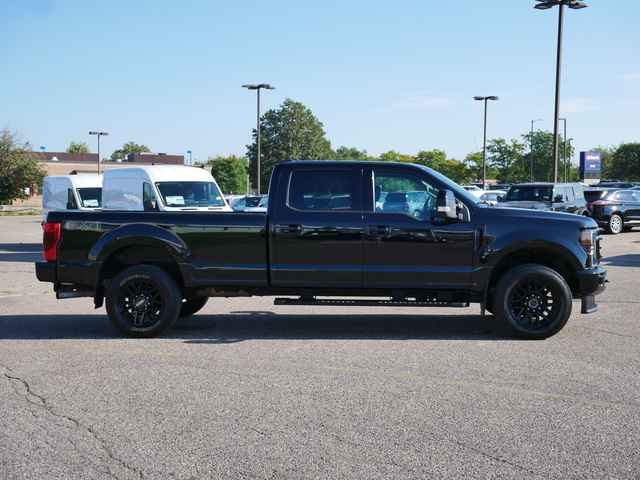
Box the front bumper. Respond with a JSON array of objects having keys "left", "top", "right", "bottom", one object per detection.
[
  {"left": 576, "top": 266, "right": 607, "bottom": 297},
  {"left": 576, "top": 266, "right": 607, "bottom": 314}
]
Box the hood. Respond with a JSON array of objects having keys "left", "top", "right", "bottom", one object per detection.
[{"left": 499, "top": 200, "right": 549, "bottom": 210}]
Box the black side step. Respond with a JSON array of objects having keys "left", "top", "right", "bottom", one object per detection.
[{"left": 274, "top": 298, "right": 469, "bottom": 308}]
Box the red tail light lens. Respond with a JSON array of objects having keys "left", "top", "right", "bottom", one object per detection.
[
  {"left": 590, "top": 200, "right": 610, "bottom": 205},
  {"left": 43, "top": 222, "right": 61, "bottom": 260}
]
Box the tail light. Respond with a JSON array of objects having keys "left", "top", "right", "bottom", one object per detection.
[
  {"left": 590, "top": 200, "right": 611, "bottom": 206},
  {"left": 43, "top": 222, "right": 61, "bottom": 260},
  {"left": 403, "top": 203, "right": 409, "bottom": 211}
]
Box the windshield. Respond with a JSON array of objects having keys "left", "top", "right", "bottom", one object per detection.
[
  {"left": 77, "top": 187, "right": 102, "bottom": 208},
  {"left": 155, "top": 181, "right": 226, "bottom": 208},
  {"left": 504, "top": 186, "right": 553, "bottom": 202}
]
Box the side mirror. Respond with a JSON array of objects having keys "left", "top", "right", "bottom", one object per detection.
[{"left": 436, "top": 189, "right": 459, "bottom": 220}]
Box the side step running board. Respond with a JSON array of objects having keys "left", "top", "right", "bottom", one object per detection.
[{"left": 274, "top": 298, "right": 469, "bottom": 308}]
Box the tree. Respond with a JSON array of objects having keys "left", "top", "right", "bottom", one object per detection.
[
  {"left": 247, "top": 99, "right": 335, "bottom": 191},
  {"left": 464, "top": 151, "right": 484, "bottom": 183},
  {"left": 335, "top": 146, "right": 368, "bottom": 161},
  {"left": 205, "top": 155, "right": 248, "bottom": 194},
  {"left": 486, "top": 138, "right": 526, "bottom": 184},
  {"left": 593, "top": 146, "right": 615, "bottom": 179},
  {"left": 110, "top": 141, "right": 151, "bottom": 162},
  {"left": 415, "top": 149, "right": 448, "bottom": 169},
  {"left": 414, "top": 149, "right": 472, "bottom": 184},
  {"left": 379, "top": 150, "right": 415, "bottom": 163},
  {"left": 66, "top": 141, "right": 91, "bottom": 153},
  {"left": 0, "top": 128, "right": 47, "bottom": 204},
  {"left": 517, "top": 130, "right": 572, "bottom": 183},
  {"left": 604, "top": 143, "right": 640, "bottom": 181}
]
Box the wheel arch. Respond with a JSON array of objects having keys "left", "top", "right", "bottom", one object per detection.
[
  {"left": 93, "top": 233, "right": 188, "bottom": 308},
  {"left": 486, "top": 246, "right": 579, "bottom": 297}
]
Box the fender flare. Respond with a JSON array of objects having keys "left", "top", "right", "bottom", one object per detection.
[{"left": 88, "top": 223, "right": 191, "bottom": 263}]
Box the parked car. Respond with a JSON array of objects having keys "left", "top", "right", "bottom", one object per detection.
[
  {"left": 489, "top": 184, "right": 512, "bottom": 191},
  {"left": 461, "top": 185, "right": 484, "bottom": 197},
  {"left": 501, "top": 182, "right": 589, "bottom": 216},
  {"left": 382, "top": 190, "right": 431, "bottom": 217},
  {"left": 478, "top": 190, "right": 507, "bottom": 205},
  {"left": 592, "top": 181, "right": 640, "bottom": 189},
  {"left": 232, "top": 195, "right": 268, "bottom": 212},
  {"left": 224, "top": 194, "right": 246, "bottom": 209},
  {"left": 244, "top": 197, "right": 268, "bottom": 213},
  {"left": 585, "top": 188, "right": 640, "bottom": 234}
]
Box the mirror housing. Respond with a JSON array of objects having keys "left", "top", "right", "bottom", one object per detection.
[{"left": 436, "top": 189, "right": 459, "bottom": 220}]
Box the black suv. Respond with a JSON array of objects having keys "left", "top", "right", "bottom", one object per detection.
[
  {"left": 584, "top": 188, "right": 640, "bottom": 234},
  {"left": 500, "top": 182, "right": 589, "bottom": 216}
]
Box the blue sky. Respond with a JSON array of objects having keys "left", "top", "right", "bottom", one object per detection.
[{"left": 2, "top": 0, "right": 638, "bottom": 164}]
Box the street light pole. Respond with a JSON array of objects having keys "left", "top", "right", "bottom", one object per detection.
[
  {"left": 242, "top": 84, "right": 275, "bottom": 194},
  {"left": 530, "top": 119, "right": 543, "bottom": 182},
  {"left": 89, "top": 131, "right": 109, "bottom": 173},
  {"left": 474, "top": 96, "right": 499, "bottom": 189},
  {"left": 534, "top": 0, "right": 587, "bottom": 182},
  {"left": 559, "top": 118, "right": 567, "bottom": 181}
]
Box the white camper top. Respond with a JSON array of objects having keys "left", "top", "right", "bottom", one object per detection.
[
  {"left": 42, "top": 174, "right": 103, "bottom": 221},
  {"left": 102, "top": 165, "right": 231, "bottom": 212}
]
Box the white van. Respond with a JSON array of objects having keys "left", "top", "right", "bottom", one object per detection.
[
  {"left": 102, "top": 165, "right": 231, "bottom": 212},
  {"left": 42, "top": 174, "right": 103, "bottom": 222}
]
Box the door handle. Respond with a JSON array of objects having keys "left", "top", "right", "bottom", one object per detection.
[
  {"left": 367, "top": 225, "right": 391, "bottom": 236},
  {"left": 279, "top": 224, "right": 303, "bottom": 234}
]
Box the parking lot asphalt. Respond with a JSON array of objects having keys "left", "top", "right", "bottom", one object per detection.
[{"left": 1, "top": 215, "right": 638, "bottom": 479}]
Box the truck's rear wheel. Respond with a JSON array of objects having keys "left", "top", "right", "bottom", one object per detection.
[
  {"left": 493, "top": 264, "right": 571, "bottom": 340},
  {"left": 106, "top": 265, "right": 181, "bottom": 338}
]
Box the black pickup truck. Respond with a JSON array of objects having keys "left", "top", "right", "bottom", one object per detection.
[{"left": 36, "top": 160, "right": 607, "bottom": 340}]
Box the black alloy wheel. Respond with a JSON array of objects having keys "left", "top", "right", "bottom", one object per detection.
[
  {"left": 493, "top": 264, "right": 572, "bottom": 340},
  {"left": 106, "top": 265, "right": 181, "bottom": 338}
]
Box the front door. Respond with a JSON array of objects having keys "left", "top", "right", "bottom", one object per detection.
[{"left": 362, "top": 167, "right": 476, "bottom": 291}]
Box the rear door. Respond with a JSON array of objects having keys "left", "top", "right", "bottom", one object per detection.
[
  {"left": 616, "top": 190, "right": 640, "bottom": 223},
  {"left": 270, "top": 166, "right": 364, "bottom": 288},
  {"left": 362, "top": 166, "right": 476, "bottom": 290}
]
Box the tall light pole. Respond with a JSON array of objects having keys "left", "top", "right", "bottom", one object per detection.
[
  {"left": 474, "top": 96, "right": 499, "bottom": 189},
  {"left": 89, "top": 131, "right": 109, "bottom": 173},
  {"left": 242, "top": 84, "right": 275, "bottom": 194},
  {"left": 530, "top": 119, "right": 543, "bottom": 182},
  {"left": 534, "top": 0, "right": 587, "bottom": 182},
  {"left": 559, "top": 117, "right": 567, "bottom": 181}
]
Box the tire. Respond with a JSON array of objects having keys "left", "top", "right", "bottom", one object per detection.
[
  {"left": 412, "top": 210, "right": 421, "bottom": 217},
  {"left": 106, "top": 265, "right": 181, "bottom": 338},
  {"left": 179, "top": 296, "right": 209, "bottom": 317},
  {"left": 493, "top": 264, "right": 572, "bottom": 340},
  {"left": 607, "top": 214, "right": 623, "bottom": 234}
]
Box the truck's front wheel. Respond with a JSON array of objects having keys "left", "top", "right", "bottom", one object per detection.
[
  {"left": 493, "top": 264, "right": 572, "bottom": 340},
  {"left": 106, "top": 265, "right": 181, "bottom": 338}
]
